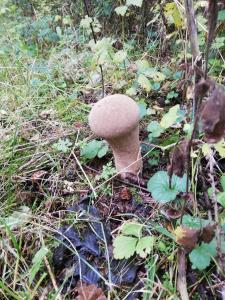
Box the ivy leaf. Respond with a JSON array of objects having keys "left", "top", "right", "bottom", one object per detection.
[
  {"left": 189, "top": 240, "right": 217, "bottom": 270},
  {"left": 138, "top": 102, "right": 147, "bottom": 119},
  {"left": 121, "top": 221, "right": 143, "bottom": 238},
  {"left": 138, "top": 74, "right": 151, "bottom": 92},
  {"left": 147, "top": 171, "right": 187, "bottom": 203},
  {"left": 113, "top": 50, "right": 127, "bottom": 64},
  {"left": 126, "top": 0, "right": 143, "bottom": 7},
  {"left": 113, "top": 236, "right": 137, "bottom": 259},
  {"left": 115, "top": 6, "right": 128, "bottom": 16},
  {"left": 136, "top": 236, "right": 154, "bottom": 258},
  {"left": 147, "top": 121, "right": 164, "bottom": 138},
  {"left": 160, "top": 105, "right": 180, "bottom": 129},
  {"left": 182, "top": 214, "right": 210, "bottom": 229}
]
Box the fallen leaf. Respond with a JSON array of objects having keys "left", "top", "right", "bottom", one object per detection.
[
  {"left": 119, "top": 187, "right": 132, "bottom": 201},
  {"left": 160, "top": 208, "right": 182, "bottom": 219},
  {"left": 174, "top": 225, "right": 200, "bottom": 252},
  {"left": 167, "top": 140, "right": 189, "bottom": 177},
  {"left": 75, "top": 282, "right": 106, "bottom": 300},
  {"left": 200, "top": 85, "right": 225, "bottom": 143},
  {"left": 31, "top": 170, "right": 48, "bottom": 182},
  {"left": 201, "top": 223, "right": 216, "bottom": 243}
]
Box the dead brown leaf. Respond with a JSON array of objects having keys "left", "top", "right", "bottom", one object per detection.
[
  {"left": 31, "top": 170, "right": 48, "bottom": 182},
  {"left": 200, "top": 85, "right": 225, "bottom": 143},
  {"left": 174, "top": 225, "right": 200, "bottom": 252},
  {"left": 75, "top": 283, "right": 106, "bottom": 300},
  {"left": 201, "top": 223, "right": 216, "bottom": 243},
  {"left": 167, "top": 140, "right": 189, "bottom": 177},
  {"left": 119, "top": 187, "right": 132, "bottom": 201}
]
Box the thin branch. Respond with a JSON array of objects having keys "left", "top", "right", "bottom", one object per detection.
[{"left": 177, "top": 248, "right": 189, "bottom": 300}]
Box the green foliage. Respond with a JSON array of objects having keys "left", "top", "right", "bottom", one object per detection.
[
  {"left": 52, "top": 138, "right": 72, "bottom": 153},
  {"left": 189, "top": 240, "right": 217, "bottom": 270},
  {"left": 0, "top": 206, "right": 31, "bottom": 229},
  {"left": 113, "top": 221, "right": 154, "bottom": 259},
  {"left": 81, "top": 140, "right": 108, "bottom": 159},
  {"left": 147, "top": 121, "right": 164, "bottom": 140},
  {"left": 147, "top": 171, "right": 187, "bottom": 203},
  {"left": 29, "top": 247, "right": 48, "bottom": 284},
  {"left": 160, "top": 105, "right": 181, "bottom": 129}
]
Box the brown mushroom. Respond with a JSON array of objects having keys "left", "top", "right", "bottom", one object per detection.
[{"left": 88, "top": 94, "right": 142, "bottom": 175}]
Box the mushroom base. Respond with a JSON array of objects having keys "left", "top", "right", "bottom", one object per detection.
[{"left": 109, "top": 127, "right": 142, "bottom": 175}]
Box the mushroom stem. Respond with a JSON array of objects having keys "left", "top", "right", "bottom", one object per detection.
[{"left": 88, "top": 94, "right": 142, "bottom": 175}]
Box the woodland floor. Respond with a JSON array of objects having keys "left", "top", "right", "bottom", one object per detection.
[{"left": 1, "top": 2, "right": 225, "bottom": 300}]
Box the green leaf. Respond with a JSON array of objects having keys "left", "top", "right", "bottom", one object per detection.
[
  {"left": 218, "top": 10, "right": 225, "bottom": 21},
  {"left": 147, "top": 171, "right": 187, "bottom": 203},
  {"left": 1, "top": 206, "right": 31, "bottom": 229},
  {"left": 136, "top": 59, "right": 150, "bottom": 73},
  {"left": 81, "top": 140, "right": 108, "bottom": 159},
  {"left": 138, "top": 74, "right": 151, "bottom": 92},
  {"left": 136, "top": 236, "right": 154, "bottom": 258},
  {"left": 126, "top": 86, "right": 137, "bottom": 96},
  {"left": 221, "top": 175, "right": 225, "bottom": 192},
  {"left": 126, "top": 0, "right": 143, "bottom": 7},
  {"left": 182, "top": 215, "right": 210, "bottom": 229},
  {"left": 29, "top": 247, "right": 48, "bottom": 284},
  {"left": 121, "top": 221, "right": 143, "bottom": 237},
  {"left": 115, "top": 5, "right": 128, "bottom": 16},
  {"left": 214, "top": 141, "right": 225, "bottom": 157},
  {"left": 52, "top": 138, "right": 72, "bottom": 153},
  {"left": 164, "top": 2, "right": 183, "bottom": 28},
  {"left": 147, "top": 121, "right": 164, "bottom": 138},
  {"left": 113, "top": 50, "right": 127, "bottom": 64},
  {"left": 160, "top": 105, "right": 180, "bottom": 129},
  {"left": 217, "top": 192, "right": 225, "bottom": 208},
  {"left": 113, "top": 236, "right": 137, "bottom": 259},
  {"left": 97, "top": 143, "right": 108, "bottom": 158},
  {"left": 167, "top": 91, "right": 179, "bottom": 99},
  {"left": 189, "top": 240, "right": 216, "bottom": 270},
  {"left": 138, "top": 102, "right": 147, "bottom": 119}
]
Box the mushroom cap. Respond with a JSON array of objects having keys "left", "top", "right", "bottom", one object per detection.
[{"left": 89, "top": 94, "right": 140, "bottom": 139}]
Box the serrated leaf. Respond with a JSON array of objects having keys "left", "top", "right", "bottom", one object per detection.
[
  {"left": 160, "top": 105, "right": 180, "bottom": 129},
  {"left": 147, "top": 171, "right": 187, "bottom": 203},
  {"left": 138, "top": 74, "right": 151, "bottom": 92},
  {"left": 121, "top": 222, "right": 143, "bottom": 237},
  {"left": 114, "top": 50, "right": 127, "bottom": 64},
  {"left": 182, "top": 215, "right": 210, "bottom": 229},
  {"left": 81, "top": 140, "right": 108, "bottom": 159},
  {"left": 136, "top": 236, "right": 154, "bottom": 258},
  {"left": 113, "top": 236, "right": 137, "bottom": 259},
  {"left": 115, "top": 5, "right": 128, "bottom": 16},
  {"left": 189, "top": 240, "right": 216, "bottom": 270},
  {"left": 126, "top": 0, "right": 143, "bottom": 7}
]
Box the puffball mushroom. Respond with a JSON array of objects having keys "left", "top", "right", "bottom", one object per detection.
[{"left": 88, "top": 94, "right": 142, "bottom": 175}]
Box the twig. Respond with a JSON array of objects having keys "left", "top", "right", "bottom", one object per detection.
[
  {"left": 44, "top": 257, "right": 62, "bottom": 300},
  {"left": 184, "top": 0, "right": 200, "bottom": 60},
  {"left": 177, "top": 248, "right": 189, "bottom": 300},
  {"left": 83, "top": 0, "right": 105, "bottom": 97}
]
